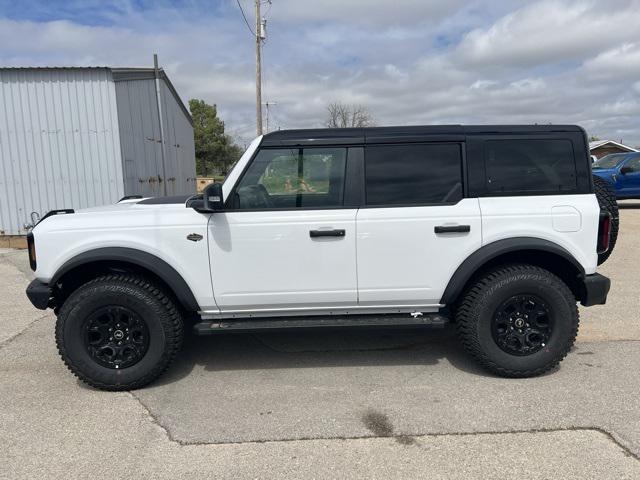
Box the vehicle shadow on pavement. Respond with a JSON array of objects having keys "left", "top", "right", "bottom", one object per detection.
[{"left": 152, "top": 326, "right": 512, "bottom": 387}]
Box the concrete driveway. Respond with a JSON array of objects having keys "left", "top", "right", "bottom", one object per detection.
[{"left": 1, "top": 202, "right": 640, "bottom": 479}]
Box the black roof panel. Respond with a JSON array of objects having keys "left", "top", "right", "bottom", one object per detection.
[{"left": 261, "top": 125, "right": 585, "bottom": 146}]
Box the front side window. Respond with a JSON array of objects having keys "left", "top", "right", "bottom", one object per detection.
[
  {"left": 485, "top": 139, "right": 577, "bottom": 194},
  {"left": 593, "top": 153, "right": 629, "bottom": 169},
  {"left": 623, "top": 156, "right": 640, "bottom": 173},
  {"left": 365, "top": 143, "right": 463, "bottom": 206},
  {"left": 233, "top": 147, "right": 347, "bottom": 209}
]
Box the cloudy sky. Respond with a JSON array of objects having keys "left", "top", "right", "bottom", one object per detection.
[{"left": 1, "top": 0, "right": 640, "bottom": 146}]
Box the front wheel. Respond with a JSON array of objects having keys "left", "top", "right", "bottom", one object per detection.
[
  {"left": 456, "top": 265, "right": 579, "bottom": 377},
  {"left": 56, "top": 274, "right": 183, "bottom": 390}
]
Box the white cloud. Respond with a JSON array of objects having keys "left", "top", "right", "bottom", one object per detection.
[
  {"left": 0, "top": 1, "right": 639, "bottom": 146},
  {"left": 470, "top": 80, "right": 498, "bottom": 90},
  {"left": 457, "top": 0, "right": 640, "bottom": 66},
  {"left": 583, "top": 42, "right": 640, "bottom": 77},
  {"left": 265, "top": 0, "right": 468, "bottom": 26}
]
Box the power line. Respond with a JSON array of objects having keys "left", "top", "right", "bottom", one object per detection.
[
  {"left": 236, "top": 0, "right": 255, "bottom": 36},
  {"left": 263, "top": 101, "right": 277, "bottom": 132},
  {"left": 263, "top": 0, "right": 273, "bottom": 19}
]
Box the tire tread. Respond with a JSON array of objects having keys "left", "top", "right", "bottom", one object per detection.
[
  {"left": 593, "top": 175, "right": 619, "bottom": 265},
  {"left": 456, "top": 264, "right": 579, "bottom": 378},
  {"left": 55, "top": 274, "right": 183, "bottom": 391}
]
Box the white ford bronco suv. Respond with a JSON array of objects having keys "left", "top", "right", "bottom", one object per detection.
[{"left": 26, "top": 125, "right": 616, "bottom": 390}]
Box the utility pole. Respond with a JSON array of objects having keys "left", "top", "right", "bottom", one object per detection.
[
  {"left": 238, "top": 0, "right": 269, "bottom": 135},
  {"left": 153, "top": 53, "right": 168, "bottom": 196},
  {"left": 255, "top": 0, "right": 263, "bottom": 136}
]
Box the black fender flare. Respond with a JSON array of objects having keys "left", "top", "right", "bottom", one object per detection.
[
  {"left": 50, "top": 247, "right": 200, "bottom": 312},
  {"left": 440, "top": 237, "right": 585, "bottom": 305}
]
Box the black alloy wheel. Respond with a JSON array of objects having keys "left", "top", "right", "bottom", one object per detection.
[
  {"left": 491, "top": 295, "right": 552, "bottom": 356},
  {"left": 84, "top": 306, "right": 150, "bottom": 369}
]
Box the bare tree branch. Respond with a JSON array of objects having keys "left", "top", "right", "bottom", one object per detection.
[{"left": 326, "top": 102, "right": 375, "bottom": 128}]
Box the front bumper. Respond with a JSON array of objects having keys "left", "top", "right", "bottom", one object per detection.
[
  {"left": 26, "top": 279, "right": 51, "bottom": 310},
  {"left": 580, "top": 273, "right": 611, "bottom": 307}
]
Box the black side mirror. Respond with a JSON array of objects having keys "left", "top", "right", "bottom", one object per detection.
[
  {"left": 202, "top": 183, "right": 224, "bottom": 212},
  {"left": 620, "top": 166, "right": 633, "bottom": 175}
]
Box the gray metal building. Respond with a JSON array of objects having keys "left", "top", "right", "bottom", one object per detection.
[{"left": 0, "top": 67, "right": 196, "bottom": 235}]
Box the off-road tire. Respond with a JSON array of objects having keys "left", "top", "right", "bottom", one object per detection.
[
  {"left": 55, "top": 274, "right": 183, "bottom": 391},
  {"left": 456, "top": 264, "right": 579, "bottom": 378},
  {"left": 593, "top": 175, "right": 619, "bottom": 265}
]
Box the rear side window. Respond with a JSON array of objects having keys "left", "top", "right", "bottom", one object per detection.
[
  {"left": 485, "top": 139, "right": 577, "bottom": 194},
  {"left": 365, "top": 144, "right": 463, "bottom": 206}
]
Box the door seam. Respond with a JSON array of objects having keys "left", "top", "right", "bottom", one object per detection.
[{"left": 355, "top": 207, "right": 360, "bottom": 304}]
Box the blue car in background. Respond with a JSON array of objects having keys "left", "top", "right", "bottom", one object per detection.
[{"left": 592, "top": 152, "right": 640, "bottom": 199}]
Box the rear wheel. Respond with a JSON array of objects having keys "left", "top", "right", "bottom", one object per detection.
[
  {"left": 456, "top": 264, "right": 579, "bottom": 377},
  {"left": 56, "top": 274, "right": 183, "bottom": 390},
  {"left": 593, "top": 175, "right": 619, "bottom": 265}
]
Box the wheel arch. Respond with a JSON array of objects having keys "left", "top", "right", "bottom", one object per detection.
[
  {"left": 441, "top": 238, "right": 586, "bottom": 306},
  {"left": 50, "top": 247, "right": 200, "bottom": 312}
]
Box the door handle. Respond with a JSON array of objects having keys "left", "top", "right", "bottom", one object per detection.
[
  {"left": 434, "top": 225, "right": 471, "bottom": 234},
  {"left": 309, "top": 229, "right": 346, "bottom": 238}
]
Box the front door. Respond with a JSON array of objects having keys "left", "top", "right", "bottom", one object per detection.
[
  {"left": 618, "top": 156, "right": 640, "bottom": 198},
  {"left": 356, "top": 143, "right": 482, "bottom": 306},
  {"left": 208, "top": 146, "right": 358, "bottom": 314}
]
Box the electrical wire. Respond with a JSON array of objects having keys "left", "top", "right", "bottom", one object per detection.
[
  {"left": 263, "top": 0, "right": 273, "bottom": 19},
  {"left": 236, "top": 0, "right": 255, "bottom": 36}
]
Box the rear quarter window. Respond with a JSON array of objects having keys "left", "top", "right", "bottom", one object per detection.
[{"left": 485, "top": 139, "right": 578, "bottom": 194}]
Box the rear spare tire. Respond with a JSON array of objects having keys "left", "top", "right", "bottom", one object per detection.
[{"left": 593, "top": 175, "right": 619, "bottom": 265}]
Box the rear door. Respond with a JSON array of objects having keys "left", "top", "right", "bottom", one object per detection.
[{"left": 356, "top": 143, "right": 482, "bottom": 307}]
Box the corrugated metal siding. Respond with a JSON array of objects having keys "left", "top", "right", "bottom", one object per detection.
[
  {"left": 0, "top": 68, "right": 124, "bottom": 235},
  {"left": 115, "top": 78, "right": 195, "bottom": 197},
  {"left": 160, "top": 80, "right": 196, "bottom": 195}
]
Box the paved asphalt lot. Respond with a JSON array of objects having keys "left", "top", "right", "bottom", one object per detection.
[{"left": 2, "top": 202, "right": 640, "bottom": 479}]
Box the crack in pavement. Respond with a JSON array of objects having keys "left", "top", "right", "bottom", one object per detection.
[
  {"left": 126, "top": 390, "right": 639, "bottom": 460},
  {"left": 0, "top": 313, "right": 50, "bottom": 350},
  {"left": 126, "top": 391, "right": 176, "bottom": 443}
]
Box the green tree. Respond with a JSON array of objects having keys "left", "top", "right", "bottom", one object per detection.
[{"left": 189, "top": 99, "right": 243, "bottom": 176}]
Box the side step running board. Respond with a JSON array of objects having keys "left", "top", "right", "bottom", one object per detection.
[{"left": 193, "top": 314, "right": 449, "bottom": 335}]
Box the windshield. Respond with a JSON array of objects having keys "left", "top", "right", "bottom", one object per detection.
[{"left": 593, "top": 153, "right": 630, "bottom": 169}]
